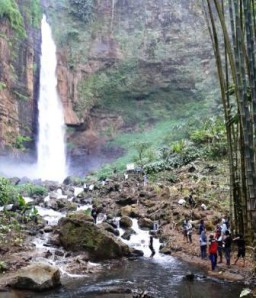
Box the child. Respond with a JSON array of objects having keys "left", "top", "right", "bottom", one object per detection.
[{"left": 209, "top": 234, "right": 218, "bottom": 271}]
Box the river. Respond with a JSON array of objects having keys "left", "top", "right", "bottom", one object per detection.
[{"left": 7, "top": 256, "right": 243, "bottom": 298}]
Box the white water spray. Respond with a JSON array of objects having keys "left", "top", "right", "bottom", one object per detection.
[{"left": 37, "top": 15, "right": 67, "bottom": 182}]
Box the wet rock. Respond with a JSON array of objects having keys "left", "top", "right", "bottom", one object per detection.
[
  {"left": 47, "top": 234, "right": 61, "bottom": 247},
  {"left": 185, "top": 271, "right": 195, "bottom": 281},
  {"left": 159, "top": 247, "right": 172, "bottom": 255},
  {"left": 55, "top": 250, "right": 64, "bottom": 257},
  {"left": 120, "top": 205, "right": 135, "bottom": 217},
  {"left": 121, "top": 228, "right": 136, "bottom": 240},
  {"left": 98, "top": 222, "right": 119, "bottom": 236},
  {"left": 8, "top": 262, "right": 61, "bottom": 291},
  {"left": 58, "top": 217, "right": 130, "bottom": 261},
  {"left": 138, "top": 218, "right": 153, "bottom": 230},
  {"left": 120, "top": 216, "right": 133, "bottom": 229},
  {"left": 44, "top": 250, "right": 53, "bottom": 258},
  {"left": 133, "top": 290, "right": 152, "bottom": 298},
  {"left": 66, "top": 211, "right": 94, "bottom": 223},
  {"left": 44, "top": 226, "right": 53, "bottom": 233}
]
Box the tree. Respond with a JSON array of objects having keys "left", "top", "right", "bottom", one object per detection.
[{"left": 202, "top": 0, "right": 256, "bottom": 244}]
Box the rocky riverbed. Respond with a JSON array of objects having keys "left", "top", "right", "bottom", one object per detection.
[{"left": 0, "top": 159, "right": 255, "bottom": 295}]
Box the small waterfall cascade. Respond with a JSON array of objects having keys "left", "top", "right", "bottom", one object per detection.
[
  {"left": 119, "top": 218, "right": 161, "bottom": 258},
  {"left": 37, "top": 15, "right": 67, "bottom": 182}
]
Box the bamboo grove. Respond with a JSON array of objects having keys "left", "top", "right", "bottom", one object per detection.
[{"left": 201, "top": 0, "right": 256, "bottom": 243}]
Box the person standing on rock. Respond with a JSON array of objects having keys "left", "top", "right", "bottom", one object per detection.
[
  {"left": 91, "top": 205, "right": 98, "bottom": 224},
  {"left": 149, "top": 235, "right": 155, "bottom": 257}
]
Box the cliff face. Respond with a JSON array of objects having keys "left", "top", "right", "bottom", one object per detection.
[
  {"left": 0, "top": 0, "right": 215, "bottom": 159},
  {"left": 45, "top": 0, "right": 214, "bottom": 156},
  {"left": 0, "top": 0, "right": 41, "bottom": 153}
]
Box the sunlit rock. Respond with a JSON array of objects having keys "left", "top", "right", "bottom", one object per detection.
[{"left": 8, "top": 263, "right": 61, "bottom": 291}]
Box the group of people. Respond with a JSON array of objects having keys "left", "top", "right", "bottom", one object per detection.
[
  {"left": 182, "top": 217, "right": 246, "bottom": 271},
  {"left": 199, "top": 219, "right": 246, "bottom": 271}
]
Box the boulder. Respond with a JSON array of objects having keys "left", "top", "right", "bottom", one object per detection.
[
  {"left": 119, "top": 216, "right": 133, "bottom": 229},
  {"left": 138, "top": 218, "right": 153, "bottom": 230},
  {"left": 8, "top": 263, "right": 61, "bottom": 291},
  {"left": 97, "top": 222, "right": 120, "bottom": 236},
  {"left": 58, "top": 217, "right": 130, "bottom": 261},
  {"left": 67, "top": 211, "right": 94, "bottom": 223},
  {"left": 116, "top": 195, "right": 137, "bottom": 206},
  {"left": 121, "top": 228, "right": 136, "bottom": 240}
]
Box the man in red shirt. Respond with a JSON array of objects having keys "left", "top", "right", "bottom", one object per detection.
[{"left": 209, "top": 234, "right": 218, "bottom": 271}]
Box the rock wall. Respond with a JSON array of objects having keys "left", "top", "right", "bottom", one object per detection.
[
  {"left": 45, "top": 0, "right": 214, "bottom": 156},
  {"left": 0, "top": 2, "right": 41, "bottom": 153},
  {"left": 0, "top": 0, "right": 215, "bottom": 159}
]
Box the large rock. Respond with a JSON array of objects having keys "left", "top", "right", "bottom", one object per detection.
[
  {"left": 120, "top": 205, "right": 139, "bottom": 217},
  {"left": 58, "top": 217, "right": 130, "bottom": 261},
  {"left": 116, "top": 194, "right": 137, "bottom": 206},
  {"left": 8, "top": 263, "right": 61, "bottom": 291},
  {"left": 119, "top": 216, "right": 133, "bottom": 229},
  {"left": 138, "top": 217, "right": 153, "bottom": 230}
]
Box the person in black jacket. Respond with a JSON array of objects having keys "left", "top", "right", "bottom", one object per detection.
[
  {"left": 223, "top": 230, "right": 232, "bottom": 266},
  {"left": 233, "top": 234, "right": 246, "bottom": 267},
  {"left": 91, "top": 205, "right": 98, "bottom": 224}
]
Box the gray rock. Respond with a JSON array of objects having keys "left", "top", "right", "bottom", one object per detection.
[{"left": 8, "top": 262, "right": 61, "bottom": 291}]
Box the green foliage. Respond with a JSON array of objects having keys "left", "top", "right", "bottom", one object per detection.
[
  {"left": 0, "top": 82, "right": 6, "bottom": 90},
  {"left": 0, "top": 178, "right": 10, "bottom": 206},
  {"left": 13, "top": 135, "right": 31, "bottom": 150},
  {"left": 30, "top": 0, "right": 42, "bottom": 28},
  {"left": 171, "top": 140, "right": 186, "bottom": 154},
  {"left": 14, "top": 91, "right": 28, "bottom": 101},
  {"left": 84, "top": 208, "right": 91, "bottom": 216},
  {"left": 143, "top": 144, "right": 202, "bottom": 174},
  {"left": 132, "top": 141, "right": 153, "bottom": 167},
  {"left": 17, "top": 194, "right": 26, "bottom": 207},
  {"left": 76, "top": 59, "right": 139, "bottom": 113},
  {"left": 30, "top": 206, "right": 39, "bottom": 217},
  {"left": 68, "top": 0, "right": 95, "bottom": 23},
  {"left": 0, "top": 261, "right": 7, "bottom": 273},
  {"left": 0, "top": 178, "right": 17, "bottom": 206},
  {"left": 0, "top": 0, "right": 26, "bottom": 37},
  {"left": 189, "top": 117, "right": 226, "bottom": 146},
  {"left": 17, "top": 183, "right": 47, "bottom": 197}
]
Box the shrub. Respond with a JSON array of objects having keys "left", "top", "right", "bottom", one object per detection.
[
  {"left": 17, "top": 183, "right": 47, "bottom": 197},
  {"left": 0, "top": 177, "right": 18, "bottom": 206},
  {"left": 0, "top": 0, "right": 26, "bottom": 37},
  {"left": 68, "top": 0, "right": 95, "bottom": 23}
]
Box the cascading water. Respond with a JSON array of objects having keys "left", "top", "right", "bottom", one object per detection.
[{"left": 37, "top": 15, "right": 67, "bottom": 182}]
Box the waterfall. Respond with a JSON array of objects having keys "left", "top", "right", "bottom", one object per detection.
[
  {"left": 37, "top": 15, "right": 67, "bottom": 182},
  {"left": 119, "top": 218, "right": 161, "bottom": 258}
]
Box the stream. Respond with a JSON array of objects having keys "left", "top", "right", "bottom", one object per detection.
[
  {"left": 7, "top": 257, "right": 243, "bottom": 298},
  {"left": 4, "top": 188, "right": 244, "bottom": 298}
]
